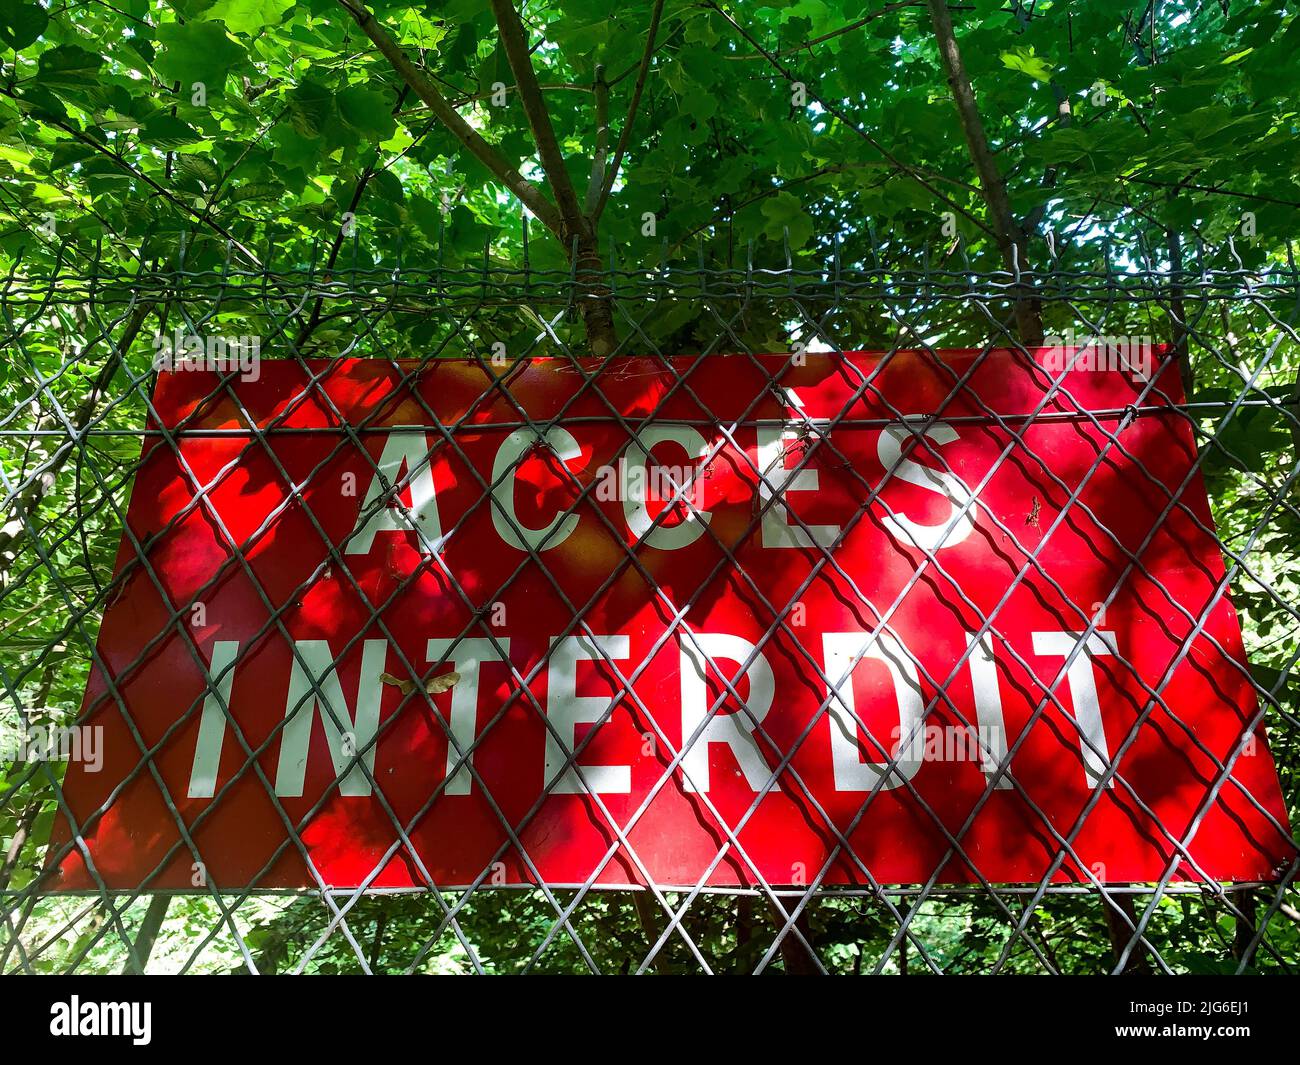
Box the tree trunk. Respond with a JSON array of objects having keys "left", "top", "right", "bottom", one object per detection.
[
  {"left": 1168, "top": 230, "right": 1194, "bottom": 397},
  {"left": 348, "top": 0, "right": 620, "bottom": 357},
  {"left": 770, "top": 902, "right": 820, "bottom": 974},
  {"left": 122, "top": 896, "right": 171, "bottom": 974},
  {"left": 1231, "top": 889, "right": 1258, "bottom": 969},
  {"left": 631, "top": 891, "right": 670, "bottom": 974},
  {"left": 575, "top": 236, "right": 616, "bottom": 358},
  {"left": 1103, "top": 893, "right": 1151, "bottom": 974}
]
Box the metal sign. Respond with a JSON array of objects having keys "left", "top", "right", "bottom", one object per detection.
[{"left": 49, "top": 349, "right": 1293, "bottom": 890}]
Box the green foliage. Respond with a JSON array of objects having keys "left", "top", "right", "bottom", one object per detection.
[{"left": 1, "top": 0, "right": 1296, "bottom": 280}]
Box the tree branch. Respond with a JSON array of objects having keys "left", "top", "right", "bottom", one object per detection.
[
  {"left": 0, "top": 90, "right": 263, "bottom": 268},
  {"left": 340, "top": 0, "right": 615, "bottom": 351},
  {"left": 669, "top": 158, "right": 952, "bottom": 252},
  {"left": 122, "top": 896, "right": 171, "bottom": 975},
  {"left": 594, "top": 0, "right": 665, "bottom": 222},
  {"left": 925, "top": 0, "right": 1041, "bottom": 342},
  {"left": 296, "top": 86, "right": 411, "bottom": 349},
  {"left": 0, "top": 301, "right": 156, "bottom": 581},
  {"left": 488, "top": 0, "right": 588, "bottom": 241},
  {"left": 584, "top": 64, "right": 610, "bottom": 217},
  {"left": 1023, "top": 85, "right": 1071, "bottom": 236},
  {"left": 704, "top": 1, "right": 996, "bottom": 238},
  {"left": 487, "top": 0, "right": 617, "bottom": 354},
  {"left": 336, "top": 0, "right": 564, "bottom": 238},
  {"left": 720, "top": 1, "right": 923, "bottom": 59}
]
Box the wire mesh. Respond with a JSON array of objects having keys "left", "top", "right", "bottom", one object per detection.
[{"left": 1, "top": 238, "right": 1298, "bottom": 974}]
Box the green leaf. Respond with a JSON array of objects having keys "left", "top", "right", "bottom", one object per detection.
[
  {"left": 48, "top": 139, "right": 99, "bottom": 170},
  {"left": 0, "top": 2, "right": 48, "bottom": 50},
  {"left": 1000, "top": 47, "right": 1053, "bottom": 82},
  {"left": 140, "top": 114, "right": 204, "bottom": 148},
  {"left": 169, "top": 0, "right": 219, "bottom": 15},
  {"left": 760, "top": 191, "right": 813, "bottom": 249},
  {"left": 173, "top": 153, "right": 222, "bottom": 188},
  {"left": 270, "top": 124, "right": 318, "bottom": 169},
  {"left": 372, "top": 167, "right": 405, "bottom": 204},
  {"left": 124, "top": 35, "right": 156, "bottom": 70},
  {"left": 34, "top": 45, "right": 103, "bottom": 90},
  {"left": 205, "top": 0, "right": 294, "bottom": 34},
  {"left": 338, "top": 85, "right": 396, "bottom": 143},
  {"left": 286, "top": 78, "right": 335, "bottom": 138},
  {"left": 12, "top": 84, "right": 66, "bottom": 120},
  {"left": 154, "top": 21, "right": 246, "bottom": 92}
]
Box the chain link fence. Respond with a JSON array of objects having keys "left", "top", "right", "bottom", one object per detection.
[{"left": 1, "top": 239, "right": 1299, "bottom": 974}]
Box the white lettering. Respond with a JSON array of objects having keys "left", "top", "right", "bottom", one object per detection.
[
  {"left": 877, "top": 420, "right": 978, "bottom": 551},
  {"left": 428, "top": 637, "right": 510, "bottom": 795},
  {"left": 822, "top": 630, "right": 925, "bottom": 791},
  {"left": 1032, "top": 630, "right": 1117, "bottom": 787},
  {"left": 680, "top": 633, "right": 775, "bottom": 792},
  {"left": 756, "top": 422, "right": 839, "bottom": 549},
  {"left": 545, "top": 635, "right": 631, "bottom": 793},
  {"left": 491, "top": 427, "right": 581, "bottom": 551},
  {"left": 275, "top": 639, "right": 387, "bottom": 797},
  {"left": 347, "top": 431, "right": 443, "bottom": 555}
]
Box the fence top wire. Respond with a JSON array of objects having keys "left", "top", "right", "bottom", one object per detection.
[{"left": 1, "top": 232, "right": 1298, "bottom": 308}]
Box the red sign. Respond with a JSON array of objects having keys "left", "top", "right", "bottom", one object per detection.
[{"left": 50, "top": 349, "right": 1293, "bottom": 890}]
